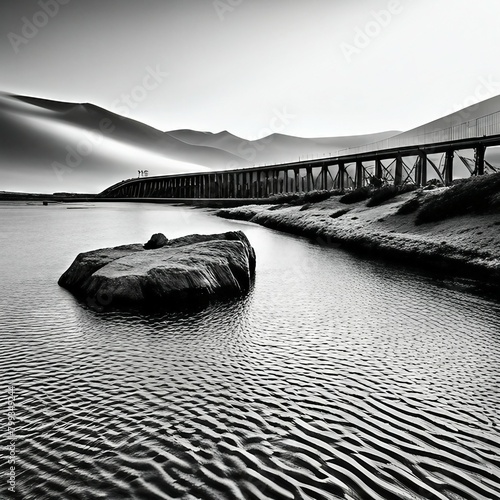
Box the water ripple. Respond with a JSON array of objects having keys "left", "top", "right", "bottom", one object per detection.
[{"left": 1, "top": 203, "right": 500, "bottom": 499}]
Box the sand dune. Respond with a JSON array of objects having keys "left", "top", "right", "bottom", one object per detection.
[
  {"left": 0, "top": 93, "right": 248, "bottom": 194},
  {"left": 389, "top": 93, "right": 500, "bottom": 142}
]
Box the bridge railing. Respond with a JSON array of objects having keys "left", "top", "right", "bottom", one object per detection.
[{"left": 337, "top": 109, "right": 500, "bottom": 157}]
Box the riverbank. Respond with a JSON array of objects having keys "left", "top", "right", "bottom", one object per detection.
[
  {"left": 0, "top": 191, "right": 96, "bottom": 202},
  {"left": 217, "top": 181, "right": 500, "bottom": 287}
]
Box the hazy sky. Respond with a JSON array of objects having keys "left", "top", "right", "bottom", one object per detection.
[{"left": 1, "top": 0, "right": 500, "bottom": 139}]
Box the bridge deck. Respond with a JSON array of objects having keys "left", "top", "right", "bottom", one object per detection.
[{"left": 101, "top": 132, "right": 500, "bottom": 199}]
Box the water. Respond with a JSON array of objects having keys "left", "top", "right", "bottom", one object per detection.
[{"left": 1, "top": 202, "right": 500, "bottom": 500}]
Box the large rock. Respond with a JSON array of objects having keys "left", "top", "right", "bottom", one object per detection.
[
  {"left": 144, "top": 233, "right": 168, "bottom": 249},
  {"left": 58, "top": 231, "right": 256, "bottom": 310}
]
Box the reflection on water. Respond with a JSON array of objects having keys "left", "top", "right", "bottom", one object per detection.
[{"left": 1, "top": 202, "right": 500, "bottom": 499}]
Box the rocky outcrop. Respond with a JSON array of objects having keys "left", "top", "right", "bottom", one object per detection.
[{"left": 58, "top": 231, "right": 256, "bottom": 310}]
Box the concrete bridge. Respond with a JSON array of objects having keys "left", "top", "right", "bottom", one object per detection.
[{"left": 100, "top": 111, "right": 500, "bottom": 201}]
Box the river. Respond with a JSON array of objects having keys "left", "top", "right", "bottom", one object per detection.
[{"left": 1, "top": 202, "right": 499, "bottom": 500}]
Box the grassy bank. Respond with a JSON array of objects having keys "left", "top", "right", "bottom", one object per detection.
[{"left": 217, "top": 175, "right": 500, "bottom": 285}]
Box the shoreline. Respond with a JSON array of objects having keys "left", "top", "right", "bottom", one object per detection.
[{"left": 216, "top": 188, "right": 500, "bottom": 291}]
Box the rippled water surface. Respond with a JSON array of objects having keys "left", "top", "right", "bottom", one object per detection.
[{"left": 1, "top": 202, "right": 500, "bottom": 500}]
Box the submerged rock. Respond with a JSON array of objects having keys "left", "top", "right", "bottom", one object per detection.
[{"left": 59, "top": 231, "right": 256, "bottom": 310}]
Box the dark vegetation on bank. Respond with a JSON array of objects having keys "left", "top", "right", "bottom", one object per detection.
[
  {"left": 337, "top": 184, "right": 418, "bottom": 206},
  {"left": 267, "top": 189, "right": 340, "bottom": 206},
  {"left": 416, "top": 173, "right": 500, "bottom": 224},
  {"left": 267, "top": 172, "right": 500, "bottom": 222},
  {"left": 217, "top": 173, "right": 500, "bottom": 288}
]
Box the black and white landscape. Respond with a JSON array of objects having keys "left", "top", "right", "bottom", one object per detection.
[{"left": 1, "top": 2, "right": 500, "bottom": 500}]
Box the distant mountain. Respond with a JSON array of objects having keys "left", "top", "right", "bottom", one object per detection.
[{"left": 165, "top": 129, "right": 401, "bottom": 166}]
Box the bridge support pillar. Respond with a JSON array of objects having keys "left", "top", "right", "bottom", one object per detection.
[
  {"left": 224, "top": 173, "right": 229, "bottom": 198},
  {"left": 374, "top": 158, "right": 383, "bottom": 181},
  {"left": 218, "top": 173, "right": 224, "bottom": 198},
  {"left": 321, "top": 166, "right": 328, "bottom": 190},
  {"left": 444, "top": 150, "right": 454, "bottom": 185},
  {"left": 416, "top": 153, "right": 427, "bottom": 186},
  {"left": 475, "top": 145, "right": 486, "bottom": 176},
  {"left": 294, "top": 168, "right": 300, "bottom": 193},
  {"left": 338, "top": 163, "right": 345, "bottom": 191},
  {"left": 394, "top": 156, "right": 403, "bottom": 186},
  {"left": 355, "top": 160, "right": 363, "bottom": 189},
  {"left": 212, "top": 174, "right": 217, "bottom": 198},
  {"left": 283, "top": 169, "right": 289, "bottom": 193},
  {"left": 206, "top": 175, "right": 211, "bottom": 198},
  {"left": 306, "top": 166, "right": 313, "bottom": 192},
  {"left": 249, "top": 172, "right": 254, "bottom": 198},
  {"left": 242, "top": 172, "right": 247, "bottom": 198}
]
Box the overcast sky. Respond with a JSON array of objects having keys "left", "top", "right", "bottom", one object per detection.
[{"left": 1, "top": 0, "right": 500, "bottom": 139}]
